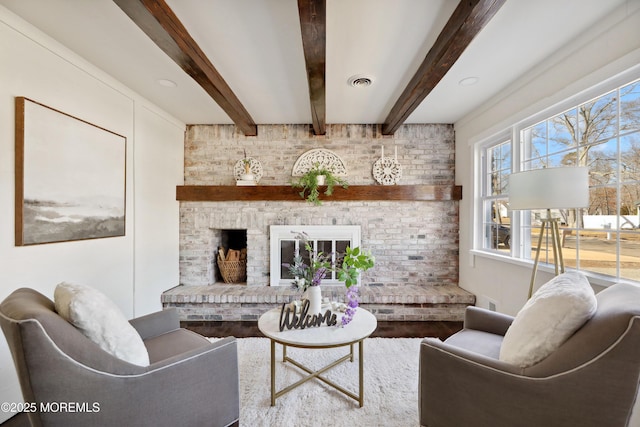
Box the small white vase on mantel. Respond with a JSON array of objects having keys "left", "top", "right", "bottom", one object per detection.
[{"left": 305, "top": 286, "right": 322, "bottom": 315}]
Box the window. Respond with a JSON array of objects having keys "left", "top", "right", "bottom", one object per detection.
[
  {"left": 269, "top": 225, "right": 360, "bottom": 286},
  {"left": 476, "top": 77, "right": 640, "bottom": 284},
  {"left": 480, "top": 138, "right": 512, "bottom": 254}
]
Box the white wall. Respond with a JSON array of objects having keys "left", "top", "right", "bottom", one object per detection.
[
  {"left": 133, "top": 105, "right": 184, "bottom": 315},
  {"left": 0, "top": 7, "right": 183, "bottom": 422},
  {"left": 455, "top": 1, "right": 640, "bottom": 315}
]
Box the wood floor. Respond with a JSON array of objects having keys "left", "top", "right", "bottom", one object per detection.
[{"left": 182, "top": 320, "right": 463, "bottom": 341}]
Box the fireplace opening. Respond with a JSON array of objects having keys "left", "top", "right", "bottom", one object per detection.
[
  {"left": 216, "top": 229, "right": 247, "bottom": 283},
  {"left": 221, "top": 229, "right": 246, "bottom": 252},
  {"left": 269, "top": 225, "right": 360, "bottom": 286}
]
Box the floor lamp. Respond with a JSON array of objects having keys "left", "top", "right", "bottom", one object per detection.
[{"left": 509, "top": 167, "right": 589, "bottom": 298}]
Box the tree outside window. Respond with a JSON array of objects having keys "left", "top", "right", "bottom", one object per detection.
[{"left": 518, "top": 79, "right": 640, "bottom": 281}]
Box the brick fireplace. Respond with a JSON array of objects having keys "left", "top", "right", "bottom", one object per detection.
[{"left": 163, "top": 124, "right": 475, "bottom": 321}]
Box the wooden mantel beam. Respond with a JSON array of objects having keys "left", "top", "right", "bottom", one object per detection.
[
  {"left": 297, "top": 0, "right": 326, "bottom": 135},
  {"left": 176, "top": 185, "right": 462, "bottom": 202},
  {"left": 382, "top": 0, "right": 506, "bottom": 135},
  {"left": 113, "top": 0, "right": 258, "bottom": 136}
]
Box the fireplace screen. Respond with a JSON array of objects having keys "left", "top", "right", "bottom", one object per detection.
[{"left": 270, "top": 225, "right": 360, "bottom": 286}]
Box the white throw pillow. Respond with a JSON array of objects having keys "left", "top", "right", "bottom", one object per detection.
[
  {"left": 54, "top": 282, "right": 150, "bottom": 366},
  {"left": 499, "top": 272, "right": 597, "bottom": 368}
]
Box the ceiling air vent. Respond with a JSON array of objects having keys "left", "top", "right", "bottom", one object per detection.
[{"left": 348, "top": 75, "right": 373, "bottom": 88}]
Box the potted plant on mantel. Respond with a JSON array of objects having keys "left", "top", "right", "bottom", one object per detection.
[{"left": 292, "top": 163, "right": 348, "bottom": 205}]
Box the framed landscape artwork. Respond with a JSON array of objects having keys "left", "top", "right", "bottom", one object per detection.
[{"left": 15, "top": 97, "right": 126, "bottom": 246}]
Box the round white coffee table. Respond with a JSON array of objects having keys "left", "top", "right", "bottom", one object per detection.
[{"left": 258, "top": 307, "right": 377, "bottom": 407}]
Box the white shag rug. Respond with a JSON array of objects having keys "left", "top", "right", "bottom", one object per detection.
[{"left": 231, "top": 337, "right": 422, "bottom": 427}]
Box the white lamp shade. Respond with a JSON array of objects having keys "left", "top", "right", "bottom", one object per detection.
[{"left": 509, "top": 167, "right": 589, "bottom": 210}]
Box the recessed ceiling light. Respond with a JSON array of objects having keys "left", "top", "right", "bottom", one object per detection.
[
  {"left": 348, "top": 75, "right": 374, "bottom": 88},
  {"left": 458, "top": 77, "right": 479, "bottom": 86},
  {"left": 157, "top": 79, "right": 177, "bottom": 88}
]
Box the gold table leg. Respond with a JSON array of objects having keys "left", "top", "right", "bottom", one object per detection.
[
  {"left": 359, "top": 339, "right": 364, "bottom": 407},
  {"left": 269, "top": 339, "right": 366, "bottom": 407},
  {"left": 270, "top": 339, "right": 276, "bottom": 406}
]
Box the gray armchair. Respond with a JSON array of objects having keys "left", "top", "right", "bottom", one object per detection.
[
  {"left": 0, "top": 288, "right": 239, "bottom": 427},
  {"left": 419, "top": 283, "right": 640, "bottom": 427}
]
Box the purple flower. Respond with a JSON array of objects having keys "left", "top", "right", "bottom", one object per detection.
[
  {"left": 311, "top": 266, "right": 327, "bottom": 287},
  {"left": 341, "top": 286, "right": 359, "bottom": 326},
  {"left": 286, "top": 232, "right": 333, "bottom": 292}
]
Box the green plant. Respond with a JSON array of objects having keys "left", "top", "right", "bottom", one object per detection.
[
  {"left": 336, "top": 246, "right": 375, "bottom": 326},
  {"left": 292, "top": 164, "right": 348, "bottom": 205},
  {"left": 336, "top": 246, "right": 375, "bottom": 288}
]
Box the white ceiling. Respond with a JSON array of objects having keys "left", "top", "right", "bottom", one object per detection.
[{"left": 2, "top": 0, "right": 630, "bottom": 126}]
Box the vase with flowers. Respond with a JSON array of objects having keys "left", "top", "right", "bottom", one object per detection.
[
  {"left": 284, "top": 232, "right": 374, "bottom": 326},
  {"left": 285, "top": 232, "right": 332, "bottom": 315}
]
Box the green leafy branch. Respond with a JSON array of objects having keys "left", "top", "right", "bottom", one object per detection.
[{"left": 336, "top": 246, "right": 375, "bottom": 288}]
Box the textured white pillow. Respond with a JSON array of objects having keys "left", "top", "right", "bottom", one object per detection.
[
  {"left": 499, "top": 272, "right": 597, "bottom": 368},
  {"left": 54, "top": 282, "right": 150, "bottom": 366}
]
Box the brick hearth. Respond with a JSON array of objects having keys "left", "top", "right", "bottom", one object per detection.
[{"left": 161, "top": 284, "right": 475, "bottom": 322}]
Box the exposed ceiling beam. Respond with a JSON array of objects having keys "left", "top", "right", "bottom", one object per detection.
[
  {"left": 113, "top": 0, "right": 258, "bottom": 136},
  {"left": 297, "top": 0, "right": 326, "bottom": 135},
  {"left": 382, "top": 0, "right": 506, "bottom": 135}
]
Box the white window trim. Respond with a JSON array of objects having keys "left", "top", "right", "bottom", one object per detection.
[{"left": 473, "top": 131, "right": 515, "bottom": 255}]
